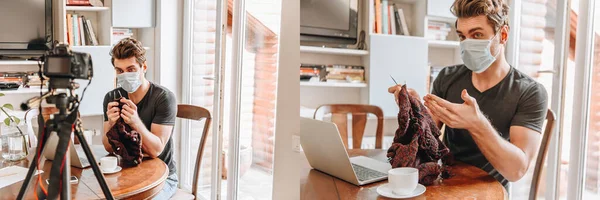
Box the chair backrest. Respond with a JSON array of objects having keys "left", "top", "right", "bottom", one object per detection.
[
  {"left": 529, "top": 109, "right": 556, "bottom": 200},
  {"left": 313, "top": 104, "right": 384, "bottom": 149},
  {"left": 177, "top": 104, "right": 212, "bottom": 199}
]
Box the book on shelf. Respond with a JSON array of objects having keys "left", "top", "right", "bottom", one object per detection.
[
  {"left": 375, "top": 0, "right": 382, "bottom": 34},
  {"left": 372, "top": 2, "right": 409, "bottom": 36},
  {"left": 67, "top": 0, "right": 91, "bottom": 6},
  {"left": 66, "top": 14, "right": 74, "bottom": 46},
  {"left": 397, "top": 8, "right": 410, "bottom": 36},
  {"left": 112, "top": 28, "right": 134, "bottom": 44},
  {"left": 72, "top": 14, "right": 80, "bottom": 46},
  {"left": 85, "top": 19, "right": 99, "bottom": 45},
  {"left": 381, "top": 0, "right": 388, "bottom": 34},
  {"left": 389, "top": 5, "right": 396, "bottom": 35},
  {"left": 67, "top": 14, "right": 99, "bottom": 46},
  {"left": 78, "top": 16, "right": 86, "bottom": 46},
  {"left": 427, "top": 21, "right": 452, "bottom": 41}
]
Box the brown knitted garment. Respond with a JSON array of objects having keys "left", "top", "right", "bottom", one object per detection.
[
  {"left": 387, "top": 85, "right": 454, "bottom": 185},
  {"left": 106, "top": 101, "right": 143, "bottom": 166}
]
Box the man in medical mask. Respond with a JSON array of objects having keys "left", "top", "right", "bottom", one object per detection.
[
  {"left": 388, "top": 0, "right": 548, "bottom": 190},
  {"left": 102, "top": 38, "right": 178, "bottom": 199}
]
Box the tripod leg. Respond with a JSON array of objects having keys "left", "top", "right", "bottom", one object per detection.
[
  {"left": 17, "top": 116, "right": 50, "bottom": 200},
  {"left": 75, "top": 126, "right": 115, "bottom": 200},
  {"left": 47, "top": 123, "right": 72, "bottom": 199},
  {"left": 62, "top": 148, "right": 70, "bottom": 200}
]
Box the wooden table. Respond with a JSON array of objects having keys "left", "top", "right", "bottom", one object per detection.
[
  {"left": 301, "top": 149, "right": 508, "bottom": 200},
  {"left": 0, "top": 145, "right": 168, "bottom": 199}
]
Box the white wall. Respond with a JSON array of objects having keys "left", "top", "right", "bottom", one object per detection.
[
  {"left": 271, "top": 0, "right": 300, "bottom": 199},
  {"left": 155, "top": 0, "right": 184, "bottom": 180}
]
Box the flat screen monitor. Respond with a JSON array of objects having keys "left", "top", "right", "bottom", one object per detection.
[{"left": 0, "top": 0, "right": 53, "bottom": 55}]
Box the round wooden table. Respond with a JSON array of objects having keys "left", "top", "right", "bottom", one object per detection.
[
  {"left": 0, "top": 145, "right": 168, "bottom": 199},
  {"left": 300, "top": 149, "right": 508, "bottom": 200}
]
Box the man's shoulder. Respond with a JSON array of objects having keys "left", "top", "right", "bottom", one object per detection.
[
  {"left": 509, "top": 68, "right": 548, "bottom": 97},
  {"left": 149, "top": 82, "right": 176, "bottom": 99}
]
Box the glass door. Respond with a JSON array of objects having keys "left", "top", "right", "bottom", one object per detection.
[
  {"left": 568, "top": 0, "right": 600, "bottom": 199},
  {"left": 182, "top": 0, "right": 284, "bottom": 199},
  {"left": 181, "top": 0, "right": 227, "bottom": 199},
  {"left": 226, "top": 0, "right": 282, "bottom": 199},
  {"left": 507, "top": 0, "right": 572, "bottom": 198}
]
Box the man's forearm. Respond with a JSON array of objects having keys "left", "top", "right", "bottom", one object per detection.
[
  {"left": 468, "top": 119, "right": 529, "bottom": 182},
  {"left": 133, "top": 124, "right": 165, "bottom": 158}
]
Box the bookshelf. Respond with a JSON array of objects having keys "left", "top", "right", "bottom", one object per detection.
[
  {"left": 0, "top": 87, "right": 48, "bottom": 95},
  {"left": 300, "top": 46, "right": 369, "bottom": 56},
  {"left": 428, "top": 40, "right": 460, "bottom": 49},
  {"left": 65, "top": 6, "right": 110, "bottom": 11},
  {"left": 300, "top": 81, "right": 368, "bottom": 88}
]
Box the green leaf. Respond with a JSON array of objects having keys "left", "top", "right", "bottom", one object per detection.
[
  {"left": 4, "top": 118, "right": 10, "bottom": 126},
  {"left": 12, "top": 117, "right": 20, "bottom": 125},
  {"left": 0, "top": 93, "right": 4, "bottom": 97},
  {"left": 2, "top": 104, "right": 13, "bottom": 110}
]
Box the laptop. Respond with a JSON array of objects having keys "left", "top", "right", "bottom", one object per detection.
[
  {"left": 43, "top": 134, "right": 91, "bottom": 168},
  {"left": 300, "top": 117, "right": 391, "bottom": 186}
]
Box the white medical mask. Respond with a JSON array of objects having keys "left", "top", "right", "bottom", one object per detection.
[
  {"left": 460, "top": 33, "right": 501, "bottom": 73},
  {"left": 116, "top": 71, "right": 142, "bottom": 93}
]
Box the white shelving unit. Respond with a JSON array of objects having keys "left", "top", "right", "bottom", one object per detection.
[
  {"left": 300, "top": 81, "right": 367, "bottom": 88},
  {"left": 0, "top": 61, "right": 42, "bottom": 66},
  {"left": 0, "top": 87, "right": 48, "bottom": 94},
  {"left": 300, "top": 46, "right": 369, "bottom": 56},
  {"left": 65, "top": 6, "right": 110, "bottom": 11},
  {"left": 428, "top": 40, "right": 460, "bottom": 49}
]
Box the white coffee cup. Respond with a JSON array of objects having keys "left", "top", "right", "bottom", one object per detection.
[
  {"left": 388, "top": 167, "right": 419, "bottom": 196},
  {"left": 100, "top": 156, "right": 118, "bottom": 172}
]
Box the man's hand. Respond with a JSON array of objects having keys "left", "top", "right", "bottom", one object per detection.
[
  {"left": 388, "top": 85, "right": 421, "bottom": 104},
  {"left": 106, "top": 102, "right": 121, "bottom": 128},
  {"left": 120, "top": 98, "right": 144, "bottom": 131},
  {"left": 423, "top": 89, "right": 484, "bottom": 130}
]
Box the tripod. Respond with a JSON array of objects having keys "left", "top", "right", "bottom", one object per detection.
[{"left": 17, "top": 92, "right": 114, "bottom": 200}]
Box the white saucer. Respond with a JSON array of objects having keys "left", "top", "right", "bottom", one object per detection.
[
  {"left": 376, "top": 183, "right": 426, "bottom": 199},
  {"left": 100, "top": 166, "right": 122, "bottom": 174}
]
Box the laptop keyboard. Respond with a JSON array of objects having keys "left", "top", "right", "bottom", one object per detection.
[{"left": 352, "top": 163, "right": 387, "bottom": 182}]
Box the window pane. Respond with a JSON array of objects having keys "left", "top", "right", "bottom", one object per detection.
[
  {"left": 188, "top": 0, "right": 219, "bottom": 199},
  {"left": 583, "top": 0, "right": 600, "bottom": 198},
  {"left": 511, "top": 0, "right": 563, "bottom": 199},
  {"left": 228, "top": 0, "right": 282, "bottom": 199}
]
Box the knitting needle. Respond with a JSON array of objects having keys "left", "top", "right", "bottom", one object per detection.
[{"left": 390, "top": 75, "right": 399, "bottom": 85}]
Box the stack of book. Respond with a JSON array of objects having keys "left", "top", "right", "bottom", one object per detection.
[
  {"left": 371, "top": 0, "right": 410, "bottom": 36},
  {"left": 300, "top": 64, "right": 323, "bottom": 82},
  {"left": 24, "top": 72, "right": 45, "bottom": 88},
  {"left": 66, "top": 14, "right": 99, "bottom": 46},
  {"left": 66, "top": 0, "right": 91, "bottom": 6},
  {"left": 325, "top": 65, "right": 365, "bottom": 83},
  {"left": 112, "top": 28, "right": 134, "bottom": 44},
  {"left": 426, "top": 21, "right": 452, "bottom": 41}
]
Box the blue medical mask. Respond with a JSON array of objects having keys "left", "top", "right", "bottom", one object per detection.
[
  {"left": 116, "top": 71, "right": 142, "bottom": 93},
  {"left": 460, "top": 33, "right": 501, "bottom": 73}
]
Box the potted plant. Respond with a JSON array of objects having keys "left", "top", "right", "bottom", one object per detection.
[{"left": 0, "top": 92, "right": 29, "bottom": 161}]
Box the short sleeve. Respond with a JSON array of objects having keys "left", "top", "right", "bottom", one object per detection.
[
  {"left": 152, "top": 90, "right": 177, "bottom": 125},
  {"left": 103, "top": 92, "right": 112, "bottom": 121},
  {"left": 510, "top": 83, "right": 548, "bottom": 133}
]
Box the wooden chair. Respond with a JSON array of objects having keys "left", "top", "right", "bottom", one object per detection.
[
  {"left": 170, "top": 104, "right": 212, "bottom": 200},
  {"left": 313, "top": 104, "right": 384, "bottom": 149},
  {"left": 529, "top": 109, "right": 557, "bottom": 200}
]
